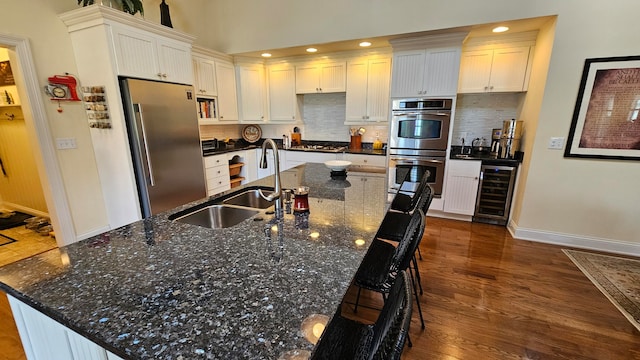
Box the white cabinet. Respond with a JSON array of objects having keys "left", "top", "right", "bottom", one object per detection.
[
  {"left": 345, "top": 174, "right": 387, "bottom": 232},
  {"left": 344, "top": 154, "right": 387, "bottom": 167},
  {"left": 215, "top": 61, "right": 239, "bottom": 122},
  {"left": 237, "top": 64, "right": 267, "bottom": 122},
  {"left": 242, "top": 149, "right": 258, "bottom": 183},
  {"left": 192, "top": 55, "right": 217, "bottom": 97},
  {"left": 458, "top": 46, "right": 533, "bottom": 93},
  {"left": 284, "top": 151, "right": 338, "bottom": 170},
  {"left": 295, "top": 61, "right": 346, "bottom": 94},
  {"left": 345, "top": 57, "right": 391, "bottom": 123},
  {"left": 8, "top": 295, "right": 120, "bottom": 360},
  {"left": 204, "top": 154, "right": 230, "bottom": 196},
  {"left": 391, "top": 47, "right": 461, "bottom": 98},
  {"left": 255, "top": 149, "right": 286, "bottom": 179},
  {"left": 443, "top": 160, "right": 481, "bottom": 215},
  {"left": 267, "top": 64, "right": 300, "bottom": 123},
  {"left": 111, "top": 24, "right": 193, "bottom": 84}
]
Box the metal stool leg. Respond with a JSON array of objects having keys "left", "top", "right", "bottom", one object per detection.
[
  {"left": 409, "top": 266, "right": 425, "bottom": 329},
  {"left": 412, "top": 255, "right": 423, "bottom": 295}
]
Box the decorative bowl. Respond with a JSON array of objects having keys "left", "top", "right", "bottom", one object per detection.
[{"left": 324, "top": 160, "right": 352, "bottom": 172}]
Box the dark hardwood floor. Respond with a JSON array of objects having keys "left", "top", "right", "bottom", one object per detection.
[
  {"left": 343, "top": 217, "right": 640, "bottom": 360},
  {"left": 2, "top": 217, "right": 639, "bottom": 359}
]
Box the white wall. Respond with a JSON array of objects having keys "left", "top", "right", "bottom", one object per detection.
[{"left": 206, "top": 0, "right": 640, "bottom": 251}]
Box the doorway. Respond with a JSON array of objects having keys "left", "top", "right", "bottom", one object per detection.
[{"left": 0, "top": 46, "right": 57, "bottom": 266}]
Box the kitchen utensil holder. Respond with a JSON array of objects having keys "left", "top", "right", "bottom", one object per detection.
[{"left": 350, "top": 135, "right": 362, "bottom": 150}]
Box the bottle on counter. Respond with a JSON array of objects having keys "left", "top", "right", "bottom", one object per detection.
[{"left": 373, "top": 135, "right": 383, "bottom": 150}]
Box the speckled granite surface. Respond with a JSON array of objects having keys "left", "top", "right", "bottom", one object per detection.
[{"left": 0, "top": 163, "right": 388, "bottom": 360}]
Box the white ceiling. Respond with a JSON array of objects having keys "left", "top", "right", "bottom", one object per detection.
[{"left": 231, "top": 16, "right": 553, "bottom": 59}]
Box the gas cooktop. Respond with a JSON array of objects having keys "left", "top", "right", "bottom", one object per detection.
[{"left": 288, "top": 145, "right": 347, "bottom": 153}]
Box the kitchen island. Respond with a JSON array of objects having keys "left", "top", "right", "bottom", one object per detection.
[{"left": 0, "top": 163, "right": 388, "bottom": 360}]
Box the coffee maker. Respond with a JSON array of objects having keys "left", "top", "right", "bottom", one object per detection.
[
  {"left": 499, "top": 119, "right": 524, "bottom": 159},
  {"left": 490, "top": 128, "right": 502, "bottom": 158}
]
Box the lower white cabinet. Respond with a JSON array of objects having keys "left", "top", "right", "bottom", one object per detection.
[
  {"left": 443, "top": 160, "right": 481, "bottom": 215},
  {"left": 8, "top": 295, "right": 125, "bottom": 360},
  {"left": 204, "top": 154, "right": 230, "bottom": 196},
  {"left": 345, "top": 173, "right": 387, "bottom": 232},
  {"left": 344, "top": 154, "right": 386, "bottom": 167},
  {"left": 284, "top": 151, "right": 338, "bottom": 170}
]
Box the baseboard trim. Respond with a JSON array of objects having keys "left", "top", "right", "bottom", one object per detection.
[
  {"left": 511, "top": 224, "right": 640, "bottom": 257},
  {"left": 0, "top": 203, "right": 49, "bottom": 219},
  {"left": 76, "top": 226, "right": 111, "bottom": 241}
]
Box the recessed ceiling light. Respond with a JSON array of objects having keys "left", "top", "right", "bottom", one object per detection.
[
  {"left": 261, "top": 52, "right": 272, "bottom": 58},
  {"left": 359, "top": 41, "right": 372, "bottom": 47},
  {"left": 492, "top": 26, "right": 509, "bottom": 33},
  {"left": 306, "top": 47, "right": 318, "bottom": 53}
]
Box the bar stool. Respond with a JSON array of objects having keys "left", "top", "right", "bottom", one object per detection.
[
  {"left": 353, "top": 209, "right": 426, "bottom": 330},
  {"left": 310, "top": 271, "right": 413, "bottom": 360}
]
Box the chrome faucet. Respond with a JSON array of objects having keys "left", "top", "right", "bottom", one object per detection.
[{"left": 258, "top": 139, "right": 283, "bottom": 215}]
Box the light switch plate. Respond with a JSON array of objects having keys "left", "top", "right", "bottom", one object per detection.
[
  {"left": 548, "top": 137, "right": 564, "bottom": 149},
  {"left": 56, "top": 137, "right": 77, "bottom": 150}
]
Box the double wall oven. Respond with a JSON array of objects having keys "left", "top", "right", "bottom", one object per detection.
[{"left": 388, "top": 98, "right": 452, "bottom": 198}]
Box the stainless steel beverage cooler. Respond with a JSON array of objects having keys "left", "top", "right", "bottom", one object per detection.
[{"left": 473, "top": 164, "right": 517, "bottom": 225}]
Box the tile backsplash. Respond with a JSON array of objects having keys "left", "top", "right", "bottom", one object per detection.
[
  {"left": 452, "top": 93, "right": 525, "bottom": 146},
  {"left": 201, "top": 93, "right": 389, "bottom": 144}
]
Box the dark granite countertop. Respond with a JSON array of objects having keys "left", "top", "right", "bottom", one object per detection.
[
  {"left": 449, "top": 146, "right": 522, "bottom": 167},
  {"left": 0, "top": 163, "right": 388, "bottom": 360},
  {"left": 202, "top": 139, "right": 386, "bottom": 157}
]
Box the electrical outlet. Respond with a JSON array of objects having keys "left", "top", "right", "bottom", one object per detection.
[
  {"left": 56, "top": 137, "right": 77, "bottom": 150},
  {"left": 548, "top": 137, "right": 564, "bottom": 149}
]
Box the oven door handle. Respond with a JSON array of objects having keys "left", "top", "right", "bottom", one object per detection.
[{"left": 391, "top": 157, "right": 444, "bottom": 165}]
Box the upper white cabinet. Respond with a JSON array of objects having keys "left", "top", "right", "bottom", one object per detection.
[
  {"left": 345, "top": 57, "right": 391, "bottom": 123},
  {"left": 391, "top": 47, "right": 461, "bottom": 98},
  {"left": 236, "top": 63, "right": 267, "bottom": 123},
  {"left": 458, "top": 46, "right": 533, "bottom": 93},
  {"left": 267, "top": 64, "right": 300, "bottom": 123},
  {"left": 443, "top": 159, "right": 481, "bottom": 215},
  {"left": 111, "top": 24, "right": 193, "bottom": 84},
  {"left": 215, "top": 61, "right": 239, "bottom": 122},
  {"left": 192, "top": 55, "right": 217, "bottom": 97},
  {"left": 295, "top": 61, "right": 346, "bottom": 94}
]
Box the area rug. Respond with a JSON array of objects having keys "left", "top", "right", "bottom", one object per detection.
[
  {"left": 0, "top": 233, "right": 17, "bottom": 246},
  {"left": 0, "top": 211, "right": 32, "bottom": 230},
  {"left": 563, "top": 249, "right": 640, "bottom": 331}
]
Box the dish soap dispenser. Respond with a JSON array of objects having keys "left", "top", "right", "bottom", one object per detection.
[{"left": 373, "top": 132, "right": 383, "bottom": 150}]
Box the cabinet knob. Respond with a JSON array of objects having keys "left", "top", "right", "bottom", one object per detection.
[
  {"left": 484, "top": 86, "right": 489, "bottom": 91},
  {"left": 157, "top": 73, "right": 163, "bottom": 78},
  {"left": 162, "top": 73, "right": 168, "bottom": 78},
  {"left": 292, "top": 116, "right": 295, "bottom": 119},
  {"left": 318, "top": 88, "right": 322, "bottom": 92},
  {"left": 489, "top": 85, "right": 494, "bottom": 90},
  {"left": 220, "top": 116, "right": 224, "bottom": 119}
]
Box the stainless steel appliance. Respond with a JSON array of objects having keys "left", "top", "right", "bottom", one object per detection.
[
  {"left": 389, "top": 98, "right": 452, "bottom": 197},
  {"left": 499, "top": 119, "right": 523, "bottom": 159},
  {"left": 490, "top": 128, "right": 502, "bottom": 157},
  {"left": 473, "top": 164, "right": 517, "bottom": 225},
  {"left": 120, "top": 78, "right": 206, "bottom": 218}
]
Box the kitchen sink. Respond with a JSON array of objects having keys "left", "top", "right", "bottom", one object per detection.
[
  {"left": 172, "top": 205, "right": 259, "bottom": 229},
  {"left": 222, "top": 188, "right": 274, "bottom": 209}
]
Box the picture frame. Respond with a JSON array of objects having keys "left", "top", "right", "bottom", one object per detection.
[
  {"left": 564, "top": 56, "right": 640, "bottom": 161},
  {"left": 0, "top": 60, "right": 15, "bottom": 86}
]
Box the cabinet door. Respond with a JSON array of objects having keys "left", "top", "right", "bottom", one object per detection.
[
  {"left": 295, "top": 64, "right": 320, "bottom": 93},
  {"left": 458, "top": 49, "right": 493, "bottom": 93},
  {"left": 193, "top": 55, "right": 217, "bottom": 96},
  {"left": 489, "top": 46, "right": 531, "bottom": 92},
  {"left": 156, "top": 39, "right": 193, "bottom": 84},
  {"left": 365, "top": 58, "right": 391, "bottom": 122},
  {"left": 391, "top": 50, "right": 426, "bottom": 97},
  {"left": 237, "top": 65, "right": 267, "bottom": 122},
  {"left": 345, "top": 59, "right": 369, "bottom": 122},
  {"left": 345, "top": 154, "right": 387, "bottom": 167},
  {"left": 268, "top": 65, "right": 298, "bottom": 122},
  {"left": 319, "top": 62, "right": 346, "bottom": 92},
  {"left": 443, "top": 160, "right": 481, "bottom": 215},
  {"left": 423, "top": 47, "right": 461, "bottom": 97},
  {"left": 112, "top": 26, "right": 161, "bottom": 80},
  {"left": 215, "top": 61, "right": 239, "bottom": 122}
]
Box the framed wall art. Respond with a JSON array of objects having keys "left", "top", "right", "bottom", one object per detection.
[{"left": 565, "top": 56, "right": 640, "bottom": 160}]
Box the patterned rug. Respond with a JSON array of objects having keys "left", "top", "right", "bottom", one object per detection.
[{"left": 563, "top": 249, "right": 640, "bottom": 331}]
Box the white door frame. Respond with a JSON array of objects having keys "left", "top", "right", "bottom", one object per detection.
[{"left": 1, "top": 33, "right": 76, "bottom": 246}]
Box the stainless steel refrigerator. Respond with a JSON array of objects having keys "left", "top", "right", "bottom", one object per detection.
[{"left": 120, "top": 78, "right": 206, "bottom": 218}]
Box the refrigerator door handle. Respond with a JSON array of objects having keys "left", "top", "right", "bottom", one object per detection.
[{"left": 133, "top": 103, "right": 155, "bottom": 187}]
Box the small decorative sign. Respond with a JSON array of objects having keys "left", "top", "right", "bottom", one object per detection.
[
  {"left": 82, "top": 86, "right": 111, "bottom": 129},
  {"left": 565, "top": 56, "right": 640, "bottom": 160},
  {"left": 0, "top": 61, "right": 15, "bottom": 86}
]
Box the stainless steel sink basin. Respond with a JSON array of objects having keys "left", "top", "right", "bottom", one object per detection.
[
  {"left": 222, "top": 189, "right": 274, "bottom": 209},
  {"left": 173, "top": 205, "right": 259, "bottom": 229}
]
